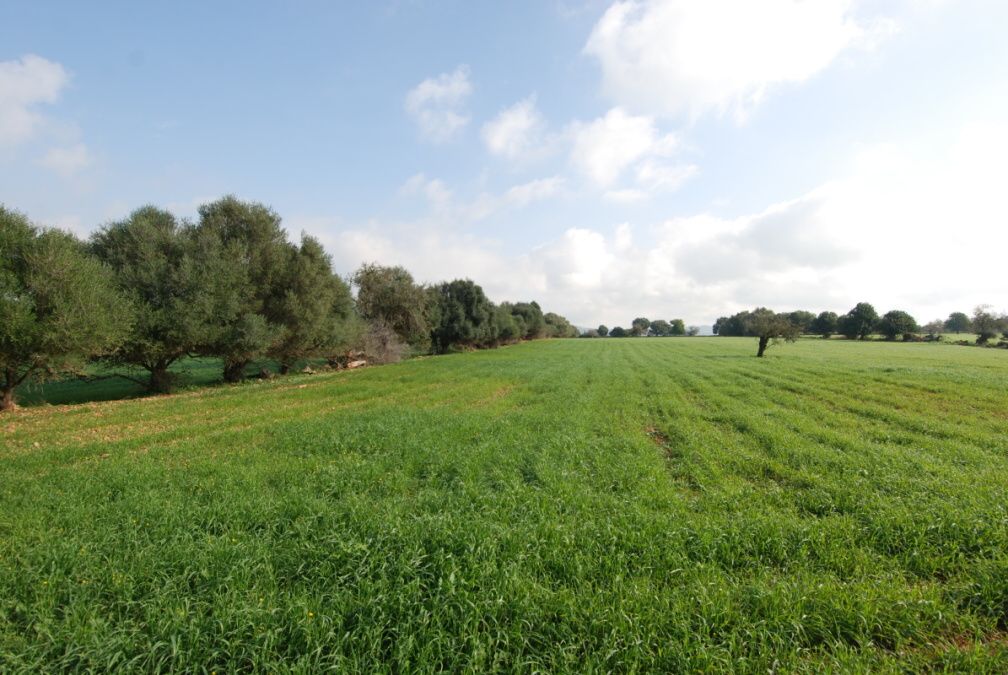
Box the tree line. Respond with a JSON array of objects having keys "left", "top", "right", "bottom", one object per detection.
[
  {"left": 0, "top": 199, "right": 576, "bottom": 411},
  {"left": 581, "top": 318, "right": 700, "bottom": 338},
  {"left": 714, "top": 303, "right": 1008, "bottom": 356}
]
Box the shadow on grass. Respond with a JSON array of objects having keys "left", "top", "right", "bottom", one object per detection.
[{"left": 15, "top": 357, "right": 306, "bottom": 408}]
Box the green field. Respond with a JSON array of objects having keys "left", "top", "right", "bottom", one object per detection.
[{"left": 2, "top": 338, "right": 1007, "bottom": 671}]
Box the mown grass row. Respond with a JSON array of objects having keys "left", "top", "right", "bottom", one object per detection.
[{"left": 1, "top": 338, "right": 1007, "bottom": 671}]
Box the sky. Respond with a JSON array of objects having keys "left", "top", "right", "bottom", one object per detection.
[{"left": 2, "top": 0, "right": 1007, "bottom": 327}]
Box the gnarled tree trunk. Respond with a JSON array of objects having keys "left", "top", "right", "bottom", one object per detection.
[
  {"left": 756, "top": 336, "right": 770, "bottom": 357},
  {"left": 223, "top": 359, "right": 248, "bottom": 383},
  {"left": 2, "top": 368, "right": 21, "bottom": 412}
]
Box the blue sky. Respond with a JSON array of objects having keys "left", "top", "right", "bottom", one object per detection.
[{"left": 2, "top": 0, "right": 1007, "bottom": 326}]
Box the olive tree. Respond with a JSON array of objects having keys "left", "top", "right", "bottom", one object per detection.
[
  {"left": 429, "top": 279, "right": 495, "bottom": 353},
  {"left": 2, "top": 206, "right": 124, "bottom": 410},
  {"left": 196, "top": 196, "right": 290, "bottom": 381},
  {"left": 91, "top": 206, "right": 216, "bottom": 392},
  {"left": 270, "top": 235, "right": 354, "bottom": 373},
  {"left": 972, "top": 305, "right": 1001, "bottom": 345},
  {"left": 597, "top": 324, "right": 609, "bottom": 337},
  {"left": 353, "top": 263, "right": 431, "bottom": 349},
  {"left": 745, "top": 307, "right": 800, "bottom": 357}
]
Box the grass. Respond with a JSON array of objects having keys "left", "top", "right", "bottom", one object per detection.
[{"left": 2, "top": 338, "right": 1007, "bottom": 672}]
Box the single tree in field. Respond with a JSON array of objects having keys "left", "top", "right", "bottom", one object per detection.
[
  {"left": 877, "top": 310, "right": 919, "bottom": 341},
  {"left": 597, "top": 324, "right": 609, "bottom": 337},
  {"left": 745, "top": 307, "right": 800, "bottom": 357},
  {"left": 972, "top": 305, "right": 1001, "bottom": 345},
  {"left": 686, "top": 325, "right": 700, "bottom": 337},
  {"left": 2, "top": 206, "right": 124, "bottom": 410},
  {"left": 196, "top": 196, "right": 291, "bottom": 382},
  {"left": 353, "top": 263, "right": 432, "bottom": 349},
  {"left": 649, "top": 319, "right": 672, "bottom": 336},
  {"left": 839, "top": 302, "right": 878, "bottom": 339},
  {"left": 670, "top": 319, "right": 686, "bottom": 336},
  {"left": 944, "top": 311, "right": 971, "bottom": 334},
  {"left": 609, "top": 326, "right": 627, "bottom": 337},
  {"left": 810, "top": 311, "right": 838, "bottom": 339},
  {"left": 270, "top": 235, "right": 355, "bottom": 373},
  {"left": 630, "top": 317, "right": 650, "bottom": 337},
  {"left": 91, "top": 206, "right": 217, "bottom": 393}
]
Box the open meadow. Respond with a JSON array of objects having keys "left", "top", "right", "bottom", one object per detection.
[{"left": 2, "top": 338, "right": 1007, "bottom": 671}]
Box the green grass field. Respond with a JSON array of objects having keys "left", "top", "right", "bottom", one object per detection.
[{"left": 2, "top": 338, "right": 1007, "bottom": 671}]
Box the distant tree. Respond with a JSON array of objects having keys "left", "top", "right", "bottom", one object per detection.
[
  {"left": 609, "top": 326, "right": 628, "bottom": 337},
  {"left": 810, "top": 311, "right": 838, "bottom": 339},
  {"left": 270, "top": 236, "right": 355, "bottom": 373},
  {"left": 1, "top": 206, "right": 125, "bottom": 410},
  {"left": 91, "top": 206, "right": 218, "bottom": 392},
  {"left": 597, "top": 324, "right": 609, "bottom": 337},
  {"left": 713, "top": 311, "right": 750, "bottom": 337},
  {"left": 630, "top": 317, "right": 651, "bottom": 337},
  {"left": 196, "top": 196, "right": 291, "bottom": 382},
  {"left": 686, "top": 325, "right": 700, "bottom": 337},
  {"left": 670, "top": 319, "right": 686, "bottom": 336},
  {"left": 649, "top": 319, "right": 672, "bottom": 336},
  {"left": 877, "top": 310, "right": 919, "bottom": 341},
  {"left": 972, "top": 305, "right": 1000, "bottom": 345},
  {"left": 429, "top": 279, "right": 495, "bottom": 352},
  {"left": 787, "top": 310, "right": 816, "bottom": 334},
  {"left": 944, "top": 311, "right": 972, "bottom": 334},
  {"left": 922, "top": 319, "right": 944, "bottom": 337},
  {"left": 353, "top": 263, "right": 431, "bottom": 349},
  {"left": 580, "top": 328, "right": 599, "bottom": 338},
  {"left": 745, "top": 307, "right": 800, "bottom": 357},
  {"left": 839, "top": 302, "right": 878, "bottom": 340}
]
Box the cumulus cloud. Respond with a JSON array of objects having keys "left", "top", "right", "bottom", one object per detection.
[
  {"left": 37, "top": 142, "right": 91, "bottom": 176},
  {"left": 405, "top": 66, "right": 472, "bottom": 142},
  {"left": 564, "top": 107, "right": 696, "bottom": 197},
  {"left": 0, "top": 54, "right": 69, "bottom": 146},
  {"left": 481, "top": 96, "right": 554, "bottom": 161},
  {"left": 585, "top": 0, "right": 876, "bottom": 120}
]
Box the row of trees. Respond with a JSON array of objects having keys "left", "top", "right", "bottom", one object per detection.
[
  {"left": 714, "top": 303, "right": 1008, "bottom": 356},
  {"left": 584, "top": 318, "right": 700, "bottom": 338},
  {"left": 0, "top": 200, "right": 575, "bottom": 410}
]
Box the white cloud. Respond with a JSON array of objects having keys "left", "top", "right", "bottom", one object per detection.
[
  {"left": 566, "top": 107, "right": 673, "bottom": 186},
  {"left": 481, "top": 96, "right": 551, "bottom": 160},
  {"left": 0, "top": 54, "right": 69, "bottom": 146},
  {"left": 585, "top": 0, "right": 874, "bottom": 120},
  {"left": 400, "top": 173, "right": 563, "bottom": 220},
  {"left": 564, "top": 107, "right": 693, "bottom": 197},
  {"left": 37, "top": 142, "right": 91, "bottom": 176},
  {"left": 405, "top": 66, "right": 472, "bottom": 142},
  {"left": 504, "top": 176, "right": 565, "bottom": 207}
]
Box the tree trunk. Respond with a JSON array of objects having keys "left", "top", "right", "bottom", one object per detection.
[
  {"left": 279, "top": 363, "right": 290, "bottom": 376},
  {"left": 148, "top": 365, "right": 173, "bottom": 394},
  {"left": 756, "top": 336, "right": 769, "bottom": 357},
  {"left": 1, "top": 369, "right": 18, "bottom": 412},
  {"left": 1, "top": 385, "right": 15, "bottom": 412},
  {"left": 223, "top": 359, "right": 248, "bottom": 383}
]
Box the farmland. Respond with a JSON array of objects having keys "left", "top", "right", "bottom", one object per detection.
[{"left": 2, "top": 338, "right": 1007, "bottom": 671}]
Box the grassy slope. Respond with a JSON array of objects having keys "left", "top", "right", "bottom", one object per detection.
[{"left": 1, "top": 338, "right": 1007, "bottom": 672}]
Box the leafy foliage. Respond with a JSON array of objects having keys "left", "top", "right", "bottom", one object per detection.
[
  {"left": 1, "top": 206, "right": 125, "bottom": 409},
  {"left": 877, "top": 310, "right": 919, "bottom": 341}
]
